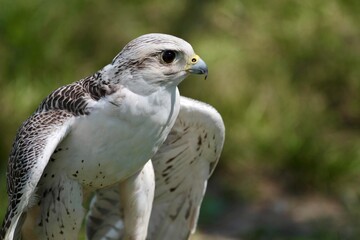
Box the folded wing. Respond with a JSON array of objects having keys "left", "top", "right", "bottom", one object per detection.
[{"left": 0, "top": 110, "right": 75, "bottom": 240}]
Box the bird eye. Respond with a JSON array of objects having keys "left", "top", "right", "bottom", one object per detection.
[{"left": 161, "top": 50, "right": 177, "bottom": 64}]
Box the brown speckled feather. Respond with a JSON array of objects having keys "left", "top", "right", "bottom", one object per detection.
[{"left": 0, "top": 74, "right": 108, "bottom": 239}]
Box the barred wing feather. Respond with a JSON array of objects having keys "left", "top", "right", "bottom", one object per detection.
[
  {"left": 0, "top": 111, "right": 74, "bottom": 240},
  {"left": 147, "top": 97, "right": 225, "bottom": 239}
]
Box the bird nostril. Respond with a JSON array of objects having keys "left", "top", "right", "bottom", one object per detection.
[{"left": 191, "top": 58, "right": 197, "bottom": 63}]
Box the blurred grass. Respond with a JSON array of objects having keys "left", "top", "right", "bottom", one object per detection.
[{"left": 1, "top": 0, "right": 360, "bottom": 239}]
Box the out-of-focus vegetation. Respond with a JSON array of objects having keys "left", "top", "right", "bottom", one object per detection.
[{"left": 1, "top": 0, "right": 359, "bottom": 239}]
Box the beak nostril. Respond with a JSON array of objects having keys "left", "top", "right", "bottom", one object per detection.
[{"left": 191, "top": 58, "right": 197, "bottom": 63}]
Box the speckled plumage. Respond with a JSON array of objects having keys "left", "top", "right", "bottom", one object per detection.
[
  {"left": 0, "top": 33, "right": 221, "bottom": 240},
  {"left": 86, "top": 97, "right": 225, "bottom": 240},
  {"left": 2, "top": 74, "right": 105, "bottom": 240}
]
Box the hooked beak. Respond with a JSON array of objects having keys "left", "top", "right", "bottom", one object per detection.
[{"left": 186, "top": 55, "right": 208, "bottom": 79}]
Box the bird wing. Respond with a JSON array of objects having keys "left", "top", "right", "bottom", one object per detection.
[
  {"left": 0, "top": 110, "right": 75, "bottom": 240},
  {"left": 0, "top": 75, "right": 104, "bottom": 240},
  {"left": 85, "top": 96, "right": 225, "bottom": 240},
  {"left": 147, "top": 96, "right": 225, "bottom": 239}
]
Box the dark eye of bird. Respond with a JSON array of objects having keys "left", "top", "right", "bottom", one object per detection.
[{"left": 161, "top": 50, "right": 177, "bottom": 64}]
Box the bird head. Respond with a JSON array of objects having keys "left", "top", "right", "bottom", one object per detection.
[{"left": 102, "top": 33, "right": 208, "bottom": 94}]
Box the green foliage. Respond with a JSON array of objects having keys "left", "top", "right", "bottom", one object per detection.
[{"left": 0, "top": 0, "right": 359, "bottom": 238}]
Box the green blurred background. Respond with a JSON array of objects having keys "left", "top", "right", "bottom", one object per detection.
[{"left": 0, "top": 0, "right": 359, "bottom": 239}]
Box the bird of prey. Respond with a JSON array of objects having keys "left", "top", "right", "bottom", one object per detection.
[{"left": 0, "top": 33, "right": 225, "bottom": 240}]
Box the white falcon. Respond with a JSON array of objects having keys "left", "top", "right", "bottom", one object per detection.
[{"left": 0, "top": 33, "right": 225, "bottom": 240}]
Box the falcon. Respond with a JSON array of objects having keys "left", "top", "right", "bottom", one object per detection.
[{"left": 0, "top": 33, "right": 225, "bottom": 240}]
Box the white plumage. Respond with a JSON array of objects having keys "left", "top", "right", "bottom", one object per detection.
[
  {"left": 86, "top": 97, "right": 225, "bottom": 240},
  {"left": 0, "top": 33, "right": 224, "bottom": 240}
]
